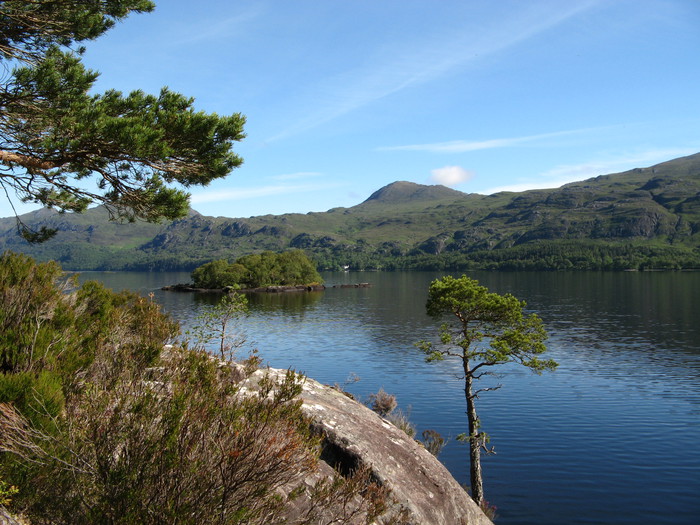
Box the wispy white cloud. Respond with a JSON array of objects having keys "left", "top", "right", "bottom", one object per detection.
[
  {"left": 268, "top": 171, "right": 323, "bottom": 181},
  {"left": 429, "top": 166, "right": 475, "bottom": 186},
  {"left": 268, "top": 1, "right": 600, "bottom": 142},
  {"left": 379, "top": 128, "right": 595, "bottom": 153},
  {"left": 483, "top": 147, "right": 700, "bottom": 194},
  {"left": 190, "top": 181, "right": 343, "bottom": 205},
  {"left": 168, "top": 8, "right": 264, "bottom": 46}
]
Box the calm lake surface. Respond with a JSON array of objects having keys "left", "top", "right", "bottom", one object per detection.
[{"left": 77, "top": 270, "right": 700, "bottom": 525}]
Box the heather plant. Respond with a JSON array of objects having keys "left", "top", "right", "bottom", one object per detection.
[
  {"left": 368, "top": 388, "right": 398, "bottom": 417},
  {"left": 332, "top": 372, "right": 361, "bottom": 400},
  {"left": 8, "top": 349, "right": 395, "bottom": 524},
  {"left": 385, "top": 408, "right": 416, "bottom": 439},
  {"left": 20, "top": 350, "right": 319, "bottom": 524},
  {"left": 0, "top": 252, "right": 397, "bottom": 524},
  {"left": 367, "top": 388, "right": 446, "bottom": 459},
  {"left": 421, "top": 429, "right": 447, "bottom": 458}
]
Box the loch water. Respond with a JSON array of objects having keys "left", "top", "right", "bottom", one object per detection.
[{"left": 79, "top": 270, "right": 700, "bottom": 525}]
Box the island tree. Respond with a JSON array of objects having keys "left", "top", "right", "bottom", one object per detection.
[
  {"left": 0, "top": 0, "right": 246, "bottom": 241},
  {"left": 416, "top": 275, "right": 557, "bottom": 507}
]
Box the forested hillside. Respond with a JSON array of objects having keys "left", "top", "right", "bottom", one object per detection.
[{"left": 2, "top": 153, "right": 700, "bottom": 271}]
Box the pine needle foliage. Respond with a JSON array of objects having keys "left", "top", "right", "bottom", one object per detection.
[
  {"left": 417, "top": 275, "right": 557, "bottom": 507},
  {"left": 0, "top": 1, "right": 246, "bottom": 241}
]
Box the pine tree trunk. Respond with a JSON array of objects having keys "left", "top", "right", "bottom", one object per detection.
[{"left": 464, "top": 363, "right": 484, "bottom": 507}]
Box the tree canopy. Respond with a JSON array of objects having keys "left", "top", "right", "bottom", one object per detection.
[
  {"left": 422, "top": 275, "right": 555, "bottom": 372},
  {"left": 0, "top": 0, "right": 246, "bottom": 240},
  {"left": 191, "top": 250, "right": 323, "bottom": 289},
  {"left": 417, "top": 275, "right": 557, "bottom": 508}
]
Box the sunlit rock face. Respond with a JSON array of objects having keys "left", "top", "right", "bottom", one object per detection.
[{"left": 240, "top": 366, "right": 493, "bottom": 525}]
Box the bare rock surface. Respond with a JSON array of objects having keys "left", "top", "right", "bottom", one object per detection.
[{"left": 242, "top": 366, "right": 493, "bottom": 525}]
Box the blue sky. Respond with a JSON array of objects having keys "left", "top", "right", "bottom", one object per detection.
[{"left": 5, "top": 0, "right": 700, "bottom": 219}]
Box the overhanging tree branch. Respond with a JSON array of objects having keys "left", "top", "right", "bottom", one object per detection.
[
  {"left": 0, "top": 150, "right": 62, "bottom": 170},
  {"left": 0, "top": 1, "right": 246, "bottom": 241}
]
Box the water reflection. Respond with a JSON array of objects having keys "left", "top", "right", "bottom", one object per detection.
[{"left": 246, "top": 290, "right": 324, "bottom": 312}]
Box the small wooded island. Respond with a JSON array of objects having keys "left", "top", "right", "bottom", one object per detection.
[
  {"left": 162, "top": 250, "right": 370, "bottom": 293},
  {"left": 192, "top": 250, "right": 322, "bottom": 289}
]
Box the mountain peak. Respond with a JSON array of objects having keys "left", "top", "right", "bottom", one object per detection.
[{"left": 362, "top": 181, "right": 466, "bottom": 204}]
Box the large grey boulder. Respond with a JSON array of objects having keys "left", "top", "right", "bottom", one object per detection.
[{"left": 242, "top": 366, "right": 493, "bottom": 525}]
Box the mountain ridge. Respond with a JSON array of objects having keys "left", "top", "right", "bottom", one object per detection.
[
  {"left": 362, "top": 181, "right": 468, "bottom": 204},
  {"left": 2, "top": 153, "right": 700, "bottom": 271}
]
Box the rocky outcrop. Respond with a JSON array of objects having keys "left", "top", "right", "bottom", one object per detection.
[
  {"left": 239, "top": 366, "right": 493, "bottom": 525},
  {"left": 220, "top": 221, "right": 252, "bottom": 237}
]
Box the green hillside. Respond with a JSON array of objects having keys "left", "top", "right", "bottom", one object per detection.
[{"left": 2, "top": 153, "right": 700, "bottom": 271}]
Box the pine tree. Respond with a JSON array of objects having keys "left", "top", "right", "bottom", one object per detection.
[
  {"left": 0, "top": 1, "right": 246, "bottom": 241},
  {"left": 417, "top": 275, "right": 557, "bottom": 507}
]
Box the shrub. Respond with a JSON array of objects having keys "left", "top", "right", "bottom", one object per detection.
[
  {"left": 9, "top": 348, "right": 395, "bottom": 524},
  {"left": 386, "top": 408, "right": 416, "bottom": 439},
  {"left": 0, "top": 252, "right": 394, "bottom": 524},
  {"left": 368, "top": 388, "right": 398, "bottom": 417},
  {"left": 20, "top": 350, "right": 319, "bottom": 524},
  {"left": 421, "top": 429, "right": 447, "bottom": 458},
  {"left": 187, "top": 292, "right": 249, "bottom": 360}
]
